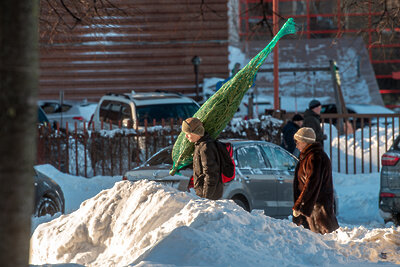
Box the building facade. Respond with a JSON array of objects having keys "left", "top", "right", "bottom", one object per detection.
[
  {"left": 237, "top": 0, "right": 400, "bottom": 108},
  {"left": 39, "top": 0, "right": 229, "bottom": 101}
]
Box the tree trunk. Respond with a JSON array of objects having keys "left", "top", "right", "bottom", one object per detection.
[{"left": 0, "top": 1, "right": 39, "bottom": 266}]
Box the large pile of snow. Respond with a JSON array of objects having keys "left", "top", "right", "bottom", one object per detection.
[{"left": 30, "top": 179, "right": 400, "bottom": 266}]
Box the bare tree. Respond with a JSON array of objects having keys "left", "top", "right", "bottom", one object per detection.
[
  {"left": 39, "top": 0, "right": 138, "bottom": 43},
  {"left": 0, "top": 1, "right": 39, "bottom": 266},
  {"left": 340, "top": 0, "right": 400, "bottom": 44},
  {"left": 238, "top": 0, "right": 400, "bottom": 42}
]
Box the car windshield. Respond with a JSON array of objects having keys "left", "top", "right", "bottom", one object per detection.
[
  {"left": 146, "top": 148, "right": 173, "bottom": 166},
  {"left": 136, "top": 103, "right": 199, "bottom": 124},
  {"left": 38, "top": 107, "right": 49, "bottom": 123},
  {"left": 145, "top": 146, "right": 194, "bottom": 170}
]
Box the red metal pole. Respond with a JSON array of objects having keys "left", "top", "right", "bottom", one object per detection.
[
  {"left": 245, "top": 0, "right": 249, "bottom": 42},
  {"left": 273, "top": 0, "right": 279, "bottom": 110},
  {"left": 368, "top": 1, "right": 372, "bottom": 61},
  {"left": 306, "top": 0, "right": 310, "bottom": 39},
  {"left": 337, "top": 0, "right": 341, "bottom": 38}
]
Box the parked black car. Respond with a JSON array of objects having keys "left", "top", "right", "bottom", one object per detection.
[
  {"left": 379, "top": 136, "right": 400, "bottom": 225},
  {"left": 34, "top": 169, "right": 65, "bottom": 217},
  {"left": 321, "top": 103, "right": 395, "bottom": 129}
]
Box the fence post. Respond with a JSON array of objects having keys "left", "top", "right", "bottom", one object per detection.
[
  {"left": 162, "top": 119, "right": 166, "bottom": 148},
  {"left": 153, "top": 119, "right": 157, "bottom": 156},
  {"left": 393, "top": 116, "right": 395, "bottom": 144},
  {"left": 101, "top": 121, "right": 105, "bottom": 176},
  {"left": 337, "top": 121, "right": 341, "bottom": 173},
  {"left": 119, "top": 121, "right": 122, "bottom": 175},
  {"left": 369, "top": 120, "right": 372, "bottom": 173},
  {"left": 110, "top": 124, "right": 113, "bottom": 176},
  {"left": 36, "top": 126, "right": 44, "bottom": 165},
  {"left": 377, "top": 116, "right": 380, "bottom": 172},
  {"left": 170, "top": 118, "right": 174, "bottom": 145},
  {"left": 352, "top": 118, "right": 356, "bottom": 174},
  {"left": 56, "top": 122, "right": 61, "bottom": 171},
  {"left": 65, "top": 123, "right": 69, "bottom": 174},
  {"left": 345, "top": 119, "right": 348, "bottom": 174},
  {"left": 92, "top": 122, "right": 96, "bottom": 177},
  {"left": 361, "top": 118, "right": 364, "bottom": 173},
  {"left": 145, "top": 119, "right": 148, "bottom": 160},
  {"left": 329, "top": 118, "right": 332, "bottom": 161},
  {"left": 127, "top": 130, "right": 131, "bottom": 171},
  {"left": 385, "top": 116, "right": 388, "bottom": 152},
  {"left": 84, "top": 123, "right": 87, "bottom": 178},
  {"left": 75, "top": 122, "right": 78, "bottom": 176},
  {"left": 136, "top": 120, "right": 140, "bottom": 165}
]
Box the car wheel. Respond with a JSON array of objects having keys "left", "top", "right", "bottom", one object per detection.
[
  {"left": 384, "top": 219, "right": 392, "bottom": 225},
  {"left": 232, "top": 197, "right": 250, "bottom": 212},
  {"left": 393, "top": 214, "right": 400, "bottom": 226},
  {"left": 36, "top": 196, "right": 61, "bottom": 217}
]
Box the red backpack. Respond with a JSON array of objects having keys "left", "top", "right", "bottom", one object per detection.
[
  {"left": 187, "top": 141, "right": 235, "bottom": 190},
  {"left": 216, "top": 141, "right": 235, "bottom": 183}
]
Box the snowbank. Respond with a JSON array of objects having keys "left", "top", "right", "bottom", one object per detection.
[{"left": 30, "top": 180, "right": 399, "bottom": 266}]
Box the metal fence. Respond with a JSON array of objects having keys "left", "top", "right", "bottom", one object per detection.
[
  {"left": 36, "top": 113, "right": 400, "bottom": 177},
  {"left": 320, "top": 113, "right": 400, "bottom": 174},
  {"left": 36, "top": 116, "right": 281, "bottom": 177}
]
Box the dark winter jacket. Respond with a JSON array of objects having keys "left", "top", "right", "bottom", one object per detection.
[
  {"left": 292, "top": 143, "right": 339, "bottom": 234},
  {"left": 303, "top": 109, "right": 325, "bottom": 145},
  {"left": 281, "top": 121, "right": 300, "bottom": 154},
  {"left": 193, "top": 133, "right": 223, "bottom": 200}
]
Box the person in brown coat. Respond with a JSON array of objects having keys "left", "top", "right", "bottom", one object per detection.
[
  {"left": 182, "top": 118, "right": 223, "bottom": 200},
  {"left": 292, "top": 127, "right": 339, "bottom": 234}
]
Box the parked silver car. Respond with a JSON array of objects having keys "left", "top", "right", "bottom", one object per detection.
[
  {"left": 38, "top": 99, "right": 97, "bottom": 130},
  {"left": 89, "top": 91, "right": 200, "bottom": 130},
  {"left": 124, "top": 139, "right": 301, "bottom": 219},
  {"left": 379, "top": 135, "right": 400, "bottom": 225}
]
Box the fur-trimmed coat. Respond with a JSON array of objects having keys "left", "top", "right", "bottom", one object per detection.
[
  {"left": 193, "top": 133, "right": 223, "bottom": 200},
  {"left": 292, "top": 143, "right": 339, "bottom": 234}
]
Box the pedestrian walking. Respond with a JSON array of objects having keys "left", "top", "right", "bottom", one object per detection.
[
  {"left": 281, "top": 113, "right": 303, "bottom": 157},
  {"left": 182, "top": 117, "right": 223, "bottom": 200},
  {"left": 292, "top": 127, "right": 339, "bottom": 234},
  {"left": 303, "top": 99, "right": 326, "bottom": 146}
]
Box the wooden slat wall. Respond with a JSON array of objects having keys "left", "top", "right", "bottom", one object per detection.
[{"left": 39, "top": 0, "right": 229, "bottom": 101}]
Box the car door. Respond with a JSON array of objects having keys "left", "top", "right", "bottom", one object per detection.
[
  {"left": 235, "top": 144, "right": 278, "bottom": 216},
  {"left": 261, "top": 144, "right": 297, "bottom": 218}
]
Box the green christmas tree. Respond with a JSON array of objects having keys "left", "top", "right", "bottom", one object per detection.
[{"left": 170, "top": 18, "right": 297, "bottom": 175}]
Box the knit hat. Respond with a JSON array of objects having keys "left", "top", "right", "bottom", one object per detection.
[
  {"left": 294, "top": 127, "right": 316, "bottom": 144},
  {"left": 292, "top": 114, "right": 303, "bottom": 122},
  {"left": 309, "top": 99, "right": 321, "bottom": 109},
  {"left": 182, "top": 117, "right": 204, "bottom": 136}
]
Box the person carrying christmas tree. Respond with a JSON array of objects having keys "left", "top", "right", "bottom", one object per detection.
[{"left": 182, "top": 118, "right": 223, "bottom": 200}]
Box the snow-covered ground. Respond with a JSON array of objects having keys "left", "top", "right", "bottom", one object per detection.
[
  {"left": 30, "top": 110, "right": 400, "bottom": 267},
  {"left": 30, "top": 158, "right": 400, "bottom": 266}
]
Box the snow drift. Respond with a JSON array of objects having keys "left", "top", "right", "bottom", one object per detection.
[{"left": 30, "top": 180, "right": 399, "bottom": 266}]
